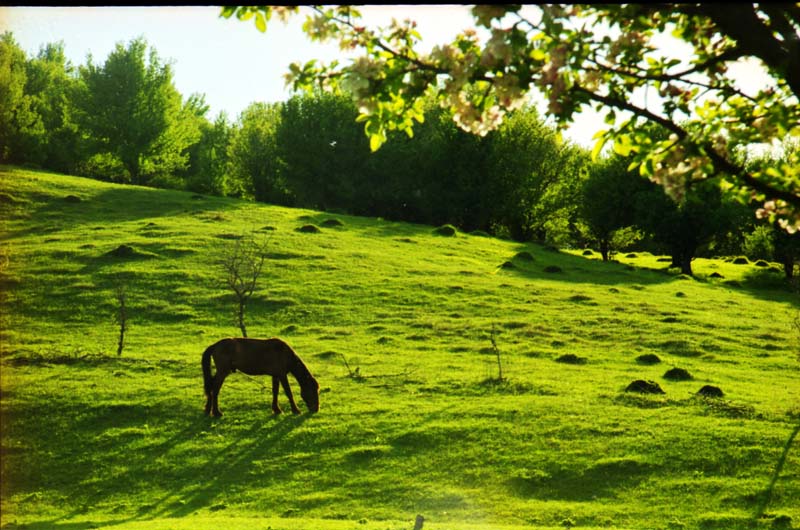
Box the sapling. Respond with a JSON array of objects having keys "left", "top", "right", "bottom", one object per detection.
[
  {"left": 219, "top": 232, "right": 270, "bottom": 337},
  {"left": 114, "top": 283, "right": 128, "bottom": 356}
]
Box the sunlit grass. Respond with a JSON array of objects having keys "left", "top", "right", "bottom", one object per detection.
[{"left": 1, "top": 166, "right": 798, "bottom": 530}]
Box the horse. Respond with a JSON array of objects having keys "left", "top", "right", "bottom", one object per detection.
[{"left": 201, "top": 337, "right": 320, "bottom": 417}]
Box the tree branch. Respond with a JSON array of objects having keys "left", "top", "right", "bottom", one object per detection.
[{"left": 572, "top": 84, "right": 800, "bottom": 208}]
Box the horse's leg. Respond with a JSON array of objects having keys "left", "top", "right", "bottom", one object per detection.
[
  {"left": 280, "top": 375, "right": 302, "bottom": 414},
  {"left": 271, "top": 376, "right": 283, "bottom": 415},
  {"left": 211, "top": 369, "right": 230, "bottom": 417}
]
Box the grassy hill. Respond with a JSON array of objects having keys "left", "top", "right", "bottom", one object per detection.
[{"left": 1, "top": 165, "right": 798, "bottom": 530}]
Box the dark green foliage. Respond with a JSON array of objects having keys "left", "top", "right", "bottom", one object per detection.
[
  {"left": 75, "top": 37, "right": 200, "bottom": 185},
  {"left": 433, "top": 224, "right": 457, "bottom": 236},
  {"left": 580, "top": 153, "right": 650, "bottom": 261}
]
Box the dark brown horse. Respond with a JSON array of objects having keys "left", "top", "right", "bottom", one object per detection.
[{"left": 202, "top": 337, "right": 319, "bottom": 417}]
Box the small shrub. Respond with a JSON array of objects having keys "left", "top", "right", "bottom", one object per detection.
[
  {"left": 709, "top": 272, "right": 724, "bottom": 278},
  {"left": 470, "top": 230, "right": 491, "bottom": 237},
  {"left": 626, "top": 253, "right": 637, "bottom": 258},
  {"left": 500, "top": 261, "right": 516, "bottom": 270},
  {"left": 732, "top": 256, "right": 749, "bottom": 265},
  {"left": 64, "top": 195, "right": 82, "bottom": 203},
  {"left": 296, "top": 224, "right": 321, "bottom": 233},
  {"left": 514, "top": 251, "right": 535, "bottom": 261},
  {"left": 433, "top": 224, "right": 457, "bottom": 236},
  {"left": 582, "top": 249, "right": 594, "bottom": 256},
  {"left": 544, "top": 265, "right": 563, "bottom": 273},
  {"left": 321, "top": 218, "right": 344, "bottom": 227},
  {"left": 755, "top": 259, "right": 770, "bottom": 267}
]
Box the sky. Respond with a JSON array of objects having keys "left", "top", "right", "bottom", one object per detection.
[{"left": 0, "top": 6, "right": 774, "bottom": 150}]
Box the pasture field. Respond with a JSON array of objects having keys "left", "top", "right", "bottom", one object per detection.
[{"left": 0, "top": 165, "right": 798, "bottom": 530}]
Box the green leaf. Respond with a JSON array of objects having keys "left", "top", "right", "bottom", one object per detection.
[
  {"left": 612, "top": 135, "right": 633, "bottom": 157},
  {"left": 591, "top": 133, "right": 607, "bottom": 161},
  {"left": 255, "top": 12, "right": 267, "bottom": 33},
  {"left": 369, "top": 133, "right": 385, "bottom": 152}
]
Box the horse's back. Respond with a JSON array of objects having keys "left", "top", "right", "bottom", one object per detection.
[{"left": 213, "top": 337, "right": 294, "bottom": 375}]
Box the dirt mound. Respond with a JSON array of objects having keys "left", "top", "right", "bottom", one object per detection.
[
  {"left": 107, "top": 244, "right": 136, "bottom": 258},
  {"left": 663, "top": 367, "right": 693, "bottom": 381},
  {"left": 625, "top": 380, "right": 665, "bottom": 394},
  {"left": 555, "top": 354, "right": 587, "bottom": 365},
  {"left": 697, "top": 385, "right": 724, "bottom": 398},
  {"left": 635, "top": 354, "right": 661, "bottom": 365}
]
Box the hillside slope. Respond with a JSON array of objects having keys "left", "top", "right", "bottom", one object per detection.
[{"left": 1, "top": 166, "right": 798, "bottom": 530}]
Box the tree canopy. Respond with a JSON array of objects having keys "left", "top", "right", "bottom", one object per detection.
[{"left": 222, "top": 4, "right": 800, "bottom": 232}]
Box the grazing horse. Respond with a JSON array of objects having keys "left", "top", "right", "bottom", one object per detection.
[{"left": 202, "top": 337, "right": 320, "bottom": 417}]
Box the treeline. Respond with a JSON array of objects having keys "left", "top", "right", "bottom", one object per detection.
[{"left": 2, "top": 34, "right": 797, "bottom": 278}]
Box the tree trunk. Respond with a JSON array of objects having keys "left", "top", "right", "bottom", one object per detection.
[
  {"left": 784, "top": 257, "right": 795, "bottom": 280},
  {"left": 599, "top": 239, "right": 610, "bottom": 261},
  {"left": 680, "top": 253, "right": 693, "bottom": 276},
  {"left": 237, "top": 298, "right": 247, "bottom": 337}
]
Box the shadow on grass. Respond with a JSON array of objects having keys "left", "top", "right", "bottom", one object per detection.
[
  {"left": 497, "top": 243, "right": 675, "bottom": 287},
  {"left": 5, "top": 186, "right": 245, "bottom": 242},
  {"left": 509, "top": 456, "right": 656, "bottom": 501}
]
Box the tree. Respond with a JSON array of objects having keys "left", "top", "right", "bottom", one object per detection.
[
  {"left": 20, "top": 41, "right": 82, "bottom": 173},
  {"left": 75, "top": 37, "right": 196, "bottom": 185},
  {"left": 581, "top": 154, "right": 649, "bottom": 261},
  {"left": 218, "top": 234, "right": 269, "bottom": 338},
  {"left": 184, "top": 110, "right": 232, "bottom": 196},
  {"left": 276, "top": 91, "right": 371, "bottom": 211},
  {"left": 222, "top": 5, "right": 800, "bottom": 232},
  {"left": 634, "top": 180, "right": 743, "bottom": 276},
  {"left": 0, "top": 32, "right": 37, "bottom": 164},
  {"left": 227, "top": 101, "right": 288, "bottom": 202}
]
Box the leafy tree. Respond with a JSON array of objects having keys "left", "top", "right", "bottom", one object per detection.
[
  {"left": 75, "top": 37, "right": 197, "bottom": 185},
  {"left": 227, "top": 102, "right": 287, "bottom": 202},
  {"left": 276, "top": 91, "right": 370, "bottom": 211},
  {"left": 581, "top": 154, "right": 650, "bottom": 261},
  {"left": 222, "top": 5, "right": 800, "bottom": 232},
  {"left": 21, "top": 42, "right": 82, "bottom": 173},
  {"left": 634, "top": 181, "right": 742, "bottom": 276},
  {"left": 0, "top": 32, "right": 37, "bottom": 163},
  {"left": 484, "top": 106, "right": 587, "bottom": 242},
  {"left": 185, "top": 110, "right": 233, "bottom": 196}
]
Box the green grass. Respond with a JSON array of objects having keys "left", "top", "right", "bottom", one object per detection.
[{"left": 1, "top": 165, "right": 799, "bottom": 530}]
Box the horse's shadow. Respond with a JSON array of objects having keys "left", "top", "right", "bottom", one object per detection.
[{"left": 150, "top": 413, "right": 312, "bottom": 519}]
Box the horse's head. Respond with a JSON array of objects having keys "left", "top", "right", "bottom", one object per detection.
[{"left": 301, "top": 379, "right": 320, "bottom": 413}]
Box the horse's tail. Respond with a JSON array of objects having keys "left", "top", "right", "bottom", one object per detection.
[{"left": 202, "top": 343, "right": 215, "bottom": 397}]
